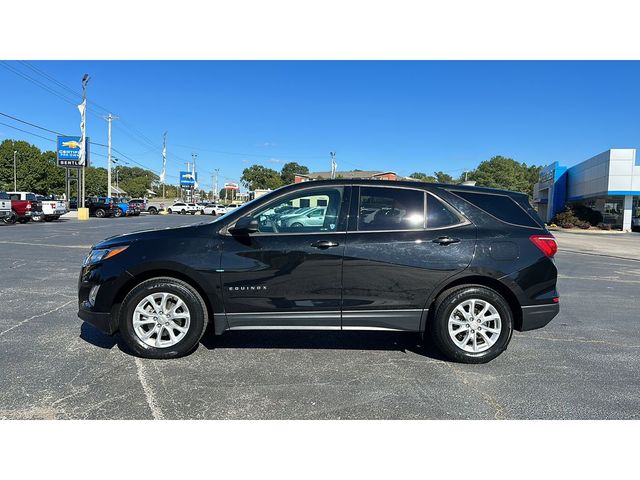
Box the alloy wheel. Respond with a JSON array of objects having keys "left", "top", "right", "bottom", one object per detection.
[
  {"left": 132, "top": 292, "right": 191, "bottom": 348},
  {"left": 447, "top": 298, "right": 502, "bottom": 353}
]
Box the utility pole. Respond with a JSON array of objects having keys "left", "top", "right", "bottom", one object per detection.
[
  {"left": 191, "top": 153, "right": 198, "bottom": 202},
  {"left": 13, "top": 150, "right": 17, "bottom": 190},
  {"left": 105, "top": 113, "right": 118, "bottom": 198},
  {"left": 161, "top": 132, "right": 167, "bottom": 201},
  {"left": 214, "top": 168, "right": 219, "bottom": 202}
]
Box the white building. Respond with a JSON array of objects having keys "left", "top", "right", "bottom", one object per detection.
[{"left": 534, "top": 149, "right": 640, "bottom": 231}]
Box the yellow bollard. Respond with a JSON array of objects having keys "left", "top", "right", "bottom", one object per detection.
[{"left": 77, "top": 208, "right": 90, "bottom": 221}]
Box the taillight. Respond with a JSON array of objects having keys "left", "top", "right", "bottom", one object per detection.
[
  {"left": 26, "top": 203, "right": 31, "bottom": 210},
  {"left": 530, "top": 235, "right": 557, "bottom": 258}
]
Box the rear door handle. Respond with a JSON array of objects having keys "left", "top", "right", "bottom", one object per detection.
[
  {"left": 432, "top": 236, "right": 460, "bottom": 245},
  {"left": 311, "top": 240, "right": 340, "bottom": 249}
]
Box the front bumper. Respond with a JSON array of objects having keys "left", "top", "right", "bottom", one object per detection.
[
  {"left": 520, "top": 303, "right": 559, "bottom": 331},
  {"left": 78, "top": 303, "right": 118, "bottom": 335}
]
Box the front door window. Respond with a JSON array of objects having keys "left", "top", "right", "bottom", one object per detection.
[{"left": 247, "top": 187, "right": 346, "bottom": 233}]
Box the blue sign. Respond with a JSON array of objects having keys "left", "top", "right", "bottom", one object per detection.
[
  {"left": 56, "top": 136, "right": 90, "bottom": 168},
  {"left": 180, "top": 171, "right": 197, "bottom": 186}
]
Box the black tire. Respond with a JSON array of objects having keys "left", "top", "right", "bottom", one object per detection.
[
  {"left": 18, "top": 217, "right": 28, "bottom": 224},
  {"left": 148, "top": 207, "right": 158, "bottom": 215},
  {"left": 167, "top": 209, "right": 173, "bottom": 214},
  {"left": 3, "top": 211, "right": 17, "bottom": 225},
  {"left": 95, "top": 208, "right": 106, "bottom": 218},
  {"left": 428, "top": 285, "right": 513, "bottom": 364},
  {"left": 119, "top": 277, "right": 209, "bottom": 359},
  {"left": 181, "top": 209, "right": 186, "bottom": 215},
  {"left": 290, "top": 222, "right": 303, "bottom": 228},
  {"left": 114, "top": 208, "right": 123, "bottom": 218}
]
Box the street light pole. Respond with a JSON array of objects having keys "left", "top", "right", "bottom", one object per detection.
[
  {"left": 13, "top": 150, "right": 17, "bottom": 191},
  {"left": 80, "top": 74, "right": 90, "bottom": 210},
  {"left": 105, "top": 113, "right": 117, "bottom": 198}
]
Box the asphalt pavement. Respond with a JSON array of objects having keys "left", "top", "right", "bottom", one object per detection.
[{"left": 0, "top": 215, "right": 639, "bottom": 419}]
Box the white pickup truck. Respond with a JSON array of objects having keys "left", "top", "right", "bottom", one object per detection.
[
  {"left": 35, "top": 195, "right": 68, "bottom": 221},
  {"left": 0, "top": 192, "right": 11, "bottom": 221}
]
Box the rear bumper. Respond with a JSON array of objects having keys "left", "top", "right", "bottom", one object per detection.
[{"left": 520, "top": 303, "right": 559, "bottom": 331}]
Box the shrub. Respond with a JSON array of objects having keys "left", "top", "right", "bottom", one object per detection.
[
  {"left": 553, "top": 207, "right": 581, "bottom": 227},
  {"left": 572, "top": 204, "right": 604, "bottom": 226},
  {"left": 598, "top": 223, "right": 612, "bottom": 230}
]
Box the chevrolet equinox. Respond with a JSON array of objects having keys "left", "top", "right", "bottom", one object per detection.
[{"left": 78, "top": 179, "right": 559, "bottom": 363}]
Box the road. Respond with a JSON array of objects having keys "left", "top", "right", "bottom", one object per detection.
[{"left": 0, "top": 215, "right": 638, "bottom": 419}]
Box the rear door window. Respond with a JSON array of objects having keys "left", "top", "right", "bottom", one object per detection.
[
  {"left": 358, "top": 187, "right": 424, "bottom": 231},
  {"left": 426, "top": 193, "right": 465, "bottom": 228}
]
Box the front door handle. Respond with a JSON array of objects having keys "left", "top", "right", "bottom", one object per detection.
[
  {"left": 311, "top": 240, "right": 340, "bottom": 249},
  {"left": 432, "top": 236, "right": 460, "bottom": 246}
]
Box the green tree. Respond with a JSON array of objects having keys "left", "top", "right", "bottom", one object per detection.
[
  {"left": 280, "top": 162, "right": 309, "bottom": 184},
  {"left": 466, "top": 155, "right": 540, "bottom": 196},
  {"left": 434, "top": 171, "right": 455, "bottom": 184},
  {"left": 0, "top": 140, "right": 65, "bottom": 194},
  {"left": 241, "top": 164, "right": 283, "bottom": 190},
  {"left": 409, "top": 171, "right": 437, "bottom": 183},
  {"left": 85, "top": 167, "right": 108, "bottom": 196}
]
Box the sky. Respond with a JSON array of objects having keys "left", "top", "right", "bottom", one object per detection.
[{"left": 2, "top": 60, "right": 640, "bottom": 191}]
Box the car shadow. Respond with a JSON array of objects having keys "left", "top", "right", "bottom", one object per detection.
[
  {"left": 79, "top": 322, "right": 119, "bottom": 350},
  {"left": 79, "top": 322, "right": 447, "bottom": 361}
]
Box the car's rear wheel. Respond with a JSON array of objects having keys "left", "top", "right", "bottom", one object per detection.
[
  {"left": 95, "top": 208, "right": 106, "bottom": 218},
  {"left": 290, "top": 222, "right": 303, "bottom": 228},
  {"left": 429, "top": 285, "right": 513, "bottom": 364},
  {"left": 119, "top": 277, "right": 208, "bottom": 359},
  {"left": 181, "top": 209, "right": 186, "bottom": 214},
  {"left": 114, "top": 208, "right": 123, "bottom": 218},
  {"left": 148, "top": 207, "right": 157, "bottom": 215},
  {"left": 167, "top": 208, "right": 173, "bottom": 214}
]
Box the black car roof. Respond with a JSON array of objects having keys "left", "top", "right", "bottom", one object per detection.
[{"left": 285, "top": 179, "right": 528, "bottom": 198}]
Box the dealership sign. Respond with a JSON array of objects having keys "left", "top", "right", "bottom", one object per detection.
[
  {"left": 224, "top": 182, "right": 239, "bottom": 190},
  {"left": 56, "top": 136, "right": 90, "bottom": 168},
  {"left": 180, "top": 171, "right": 197, "bottom": 186}
]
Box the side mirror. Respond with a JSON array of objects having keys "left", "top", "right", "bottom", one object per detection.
[{"left": 230, "top": 216, "right": 259, "bottom": 235}]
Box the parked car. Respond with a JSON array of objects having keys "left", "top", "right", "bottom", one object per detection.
[
  {"left": 5, "top": 192, "right": 43, "bottom": 224},
  {"left": 167, "top": 202, "right": 200, "bottom": 215},
  {"left": 110, "top": 197, "right": 131, "bottom": 217},
  {"left": 69, "top": 198, "right": 78, "bottom": 210},
  {"left": 632, "top": 214, "right": 639, "bottom": 232},
  {"left": 86, "top": 197, "right": 118, "bottom": 218},
  {"left": 129, "top": 198, "right": 147, "bottom": 214},
  {"left": 203, "top": 203, "right": 227, "bottom": 216},
  {"left": 0, "top": 192, "right": 12, "bottom": 222},
  {"left": 280, "top": 206, "right": 327, "bottom": 228},
  {"left": 78, "top": 179, "right": 559, "bottom": 363},
  {"left": 35, "top": 195, "right": 68, "bottom": 221}
]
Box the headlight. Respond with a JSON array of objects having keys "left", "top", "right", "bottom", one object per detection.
[{"left": 83, "top": 245, "right": 129, "bottom": 266}]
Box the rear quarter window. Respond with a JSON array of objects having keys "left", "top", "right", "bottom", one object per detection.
[{"left": 452, "top": 190, "right": 540, "bottom": 228}]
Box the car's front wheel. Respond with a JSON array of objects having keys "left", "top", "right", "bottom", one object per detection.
[
  {"left": 429, "top": 285, "right": 513, "bottom": 364},
  {"left": 119, "top": 277, "right": 208, "bottom": 359}
]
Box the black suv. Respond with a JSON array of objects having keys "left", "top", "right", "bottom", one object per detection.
[{"left": 78, "top": 180, "right": 559, "bottom": 363}]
